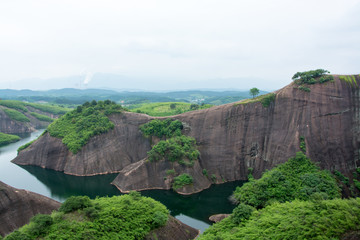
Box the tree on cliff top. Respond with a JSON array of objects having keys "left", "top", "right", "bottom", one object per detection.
[{"left": 249, "top": 88, "right": 260, "bottom": 98}]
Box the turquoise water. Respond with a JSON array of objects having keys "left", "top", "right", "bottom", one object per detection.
[{"left": 0, "top": 130, "right": 244, "bottom": 232}]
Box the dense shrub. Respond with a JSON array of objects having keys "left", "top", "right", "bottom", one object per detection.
[
  {"left": 292, "top": 69, "right": 334, "bottom": 85},
  {"left": 232, "top": 152, "right": 341, "bottom": 208},
  {"left": 5, "top": 194, "right": 169, "bottom": 240},
  {"left": 147, "top": 135, "right": 199, "bottom": 166},
  {"left": 26, "top": 103, "right": 70, "bottom": 115},
  {"left": 0, "top": 100, "right": 28, "bottom": 111},
  {"left": 47, "top": 100, "right": 123, "bottom": 153},
  {"left": 3, "top": 109, "right": 30, "bottom": 122},
  {"left": 59, "top": 196, "right": 93, "bottom": 213},
  {"left": 140, "top": 118, "right": 183, "bottom": 138},
  {"left": 199, "top": 198, "right": 360, "bottom": 240},
  {"left": 173, "top": 174, "right": 193, "bottom": 189},
  {"left": 17, "top": 140, "right": 36, "bottom": 153},
  {"left": 237, "top": 93, "right": 276, "bottom": 108},
  {"left": 231, "top": 204, "right": 255, "bottom": 224},
  {"left": 0, "top": 132, "right": 20, "bottom": 147}
]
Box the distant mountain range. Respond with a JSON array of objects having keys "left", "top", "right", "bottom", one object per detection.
[{"left": 0, "top": 88, "right": 268, "bottom": 106}]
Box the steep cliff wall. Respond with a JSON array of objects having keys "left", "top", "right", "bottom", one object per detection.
[
  {"left": 13, "top": 76, "right": 360, "bottom": 194},
  {"left": 0, "top": 181, "right": 60, "bottom": 237}
]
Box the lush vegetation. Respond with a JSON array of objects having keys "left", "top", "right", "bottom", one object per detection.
[
  {"left": 140, "top": 118, "right": 183, "bottom": 138},
  {"left": 26, "top": 103, "right": 71, "bottom": 115},
  {"left": 172, "top": 174, "right": 194, "bottom": 190},
  {"left": 292, "top": 69, "right": 334, "bottom": 92},
  {"left": 130, "top": 102, "right": 213, "bottom": 116},
  {"left": 3, "top": 108, "right": 30, "bottom": 122},
  {"left": 30, "top": 112, "right": 53, "bottom": 122},
  {"left": 47, "top": 100, "right": 124, "bottom": 154},
  {"left": 199, "top": 152, "right": 357, "bottom": 240},
  {"left": 0, "top": 100, "right": 71, "bottom": 115},
  {"left": 199, "top": 198, "right": 360, "bottom": 240},
  {"left": 236, "top": 93, "right": 276, "bottom": 108},
  {"left": 0, "top": 132, "right": 20, "bottom": 147},
  {"left": 147, "top": 135, "right": 200, "bottom": 166},
  {"left": 232, "top": 152, "right": 341, "bottom": 209},
  {"left": 0, "top": 100, "right": 28, "bottom": 111},
  {"left": 4, "top": 193, "right": 169, "bottom": 240}
]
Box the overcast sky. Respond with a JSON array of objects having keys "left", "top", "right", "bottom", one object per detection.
[{"left": 0, "top": 0, "right": 359, "bottom": 91}]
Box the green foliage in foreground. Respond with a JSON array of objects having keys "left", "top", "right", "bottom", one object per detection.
[
  {"left": 236, "top": 93, "right": 276, "bottom": 108},
  {"left": 130, "top": 102, "right": 213, "bottom": 116},
  {"left": 5, "top": 194, "right": 169, "bottom": 240},
  {"left": 199, "top": 198, "right": 360, "bottom": 240},
  {"left": 47, "top": 100, "right": 124, "bottom": 154},
  {"left": 0, "top": 132, "right": 20, "bottom": 147},
  {"left": 30, "top": 112, "right": 53, "bottom": 122},
  {"left": 232, "top": 152, "right": 341, "bottom": 209},
  {"left": 172, "top": 173, "right": 194, "bottom": 190},
  {"left": 147, "top": 135, "right": 200, "bottom": 166},
  {"left": 140, "top": 118, "right": 183, "bottom": 138},
  {"left": 3, "top": 108, "right": 30, "bottom": 122}
]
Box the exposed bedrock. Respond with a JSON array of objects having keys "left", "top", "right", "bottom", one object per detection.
[
  {"left": 0, "top": 181, "right": 60, "bottom": 237},
  {"left": 13, "top": 76, "right": 360, "bottom": 194}
]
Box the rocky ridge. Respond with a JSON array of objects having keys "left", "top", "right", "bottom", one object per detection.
[
  {"left": 0, "top": 181, "right": 60, "bottom": 237},
  {"left": 12, "top": 75, "right": 360, "bottom": 194}
]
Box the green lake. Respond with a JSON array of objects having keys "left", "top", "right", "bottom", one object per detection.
[{"left": 0, "top": 129, "right": 244, "bottom": 232}]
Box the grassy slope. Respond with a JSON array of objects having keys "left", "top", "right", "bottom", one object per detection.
[
  {"left": 0, "top": 132, "right": 20, "bottom": 147},
  {"left": 130, "top": 102, "right": 212, "bottom": 116}
]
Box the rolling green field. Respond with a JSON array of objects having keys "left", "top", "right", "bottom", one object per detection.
[{"left": 130, "top": 102, "right": 213, "bottom": 116}]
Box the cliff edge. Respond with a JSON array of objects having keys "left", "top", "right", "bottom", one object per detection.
[
  {"left": 0, "top": 181, "right": 60, "bottom": 237},
  {"left": 12, "top": 75, "right": 360, "bottom": 194}
]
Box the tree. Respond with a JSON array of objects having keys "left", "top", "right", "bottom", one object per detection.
[{"left": 249, "top": 88, "right": 260, "bottom": 98}]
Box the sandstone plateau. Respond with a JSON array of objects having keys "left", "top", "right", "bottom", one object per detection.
[
  {"left": 0, "top": 181, "right": 60, "bottom": 237},
  {"left": 12, "top": 76, "right": 360, "bottom": 194}
]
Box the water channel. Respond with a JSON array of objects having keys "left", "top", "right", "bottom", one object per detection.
[{"left": 0, "top": 129, "right": 244, "bottom": 232}]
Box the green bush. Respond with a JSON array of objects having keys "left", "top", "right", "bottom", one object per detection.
[
  {"left": 59, "top": 196, "right": 92, "bottom": 213},
  {"left": 140, "top": 118, "right": 183, "bottom": 138},
  {"left": 0, "top": 132, "right": 20, "bottom": 147},
  {"left": 28, "top": 214, "right": 53, "bottom": 236},
  {"left": 211, "top": 174, "right": 217, "bottom": 182},
  {"left": 166, "top": 169, "right": 176, "bottom": 175},
  {"left": 30, "top": 112, "right": 53, "bottom": 122},
  {"left": 292, "top": 69, "right": 331, "bottom": 85},
  {"left": 231, "top": 204, "right": 255, "bottom": 224},
  {"left": 298, "top": 85, "right": 311, "bottom": 92},
  {"left": 3, "top": 109, "right": 30, "bottom": 122},
  {"left": 202, "top": 169, "right": 208, "bottom": 176},
  {"left": 299, "top": 136, "right": 306, "bottom": 153},
  {"left": 25, "top": 102, "right": 71, "bottom": 115},
  {"left": 17, "top": 140, "right": 36, "bottom": 153},
  {"left": 334, "top": 170, "right": 350, "bottom": 186},
  {"left": 147, "top": 135, "right": 199, "bottom": 166},
  {"left": 47, "top": 100, "right": 123, "bottom": 153},
  {"left": 232, "top": 152, "right": 341, "bottom": 208},
  {"left": 173, "top": 174, "right": 193, "bottom": 189},
  {"left": 260, "top": 93, "right": 276, "bottom": 107}
]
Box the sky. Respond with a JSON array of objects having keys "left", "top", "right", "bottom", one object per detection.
[{"left": 0, "top": 0, "right": 359, "bottom": 91}]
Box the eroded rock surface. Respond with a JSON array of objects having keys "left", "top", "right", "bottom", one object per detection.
[
  {"left": 0, "top": 181, "right": 60, "bottom": 237},
  {"left": 13, "top": 76, "right": 360, "bottom": 194}
]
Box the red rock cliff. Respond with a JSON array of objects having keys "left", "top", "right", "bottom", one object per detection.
[{"left": 12, "top": 76, "right": 360, "bottom": 194}]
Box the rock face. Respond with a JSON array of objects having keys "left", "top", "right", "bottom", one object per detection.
[
  {"left": 0, "top": 106, "right": 56, "bottom": 135},
  {"left": 12, "top": 76, "right": 360, "bottom": 194},
  {"left": 144, "top": 216, "right": 199, "bottom": 240},
  {"left": 0, "top": 181, "right": 60, "bottom": 237}
]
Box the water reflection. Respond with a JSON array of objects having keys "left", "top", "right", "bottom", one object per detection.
[{"left": 19, "top": 165, "right": 244, "bottom": 225}]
